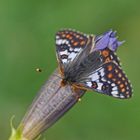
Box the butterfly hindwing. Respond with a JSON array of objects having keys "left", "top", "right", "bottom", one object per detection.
[
  {"left": 76, "top": 48, "right": 132, "bottom": 99},
  {"left": 82, "top": 62, "right": 132, "bottom": 98}
]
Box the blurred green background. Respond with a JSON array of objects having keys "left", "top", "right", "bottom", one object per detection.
[{"left": 0, "top": 0, "right": 139, "bottom": 140}]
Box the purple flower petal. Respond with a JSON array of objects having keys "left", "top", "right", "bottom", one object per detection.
[
  {"left": 95, "top": 32, "right": 110, "bottom": 50},
  {"left": 110, "top": 30, "right": 117, "bottom": 37},
  {"left": 118, "top": 40, "right": 125, "bottom": 46},
  {"left": 94, "top": 30, "right": 124, "bottom": 52}
]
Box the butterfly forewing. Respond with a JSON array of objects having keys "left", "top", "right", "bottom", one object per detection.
[{"left": 56, "top": 29, "right": 93, "bottom": 67}]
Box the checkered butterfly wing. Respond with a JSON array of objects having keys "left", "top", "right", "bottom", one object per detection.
[
  {"left": 56, "top": 29, "right": 93, "bottom": 73},
  {"left": 77, "top": 48, "right": 132, "bottom": 99}
]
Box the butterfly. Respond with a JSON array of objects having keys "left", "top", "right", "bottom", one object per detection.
[{"left": 55, "top": 29, "right": 133, "bottom": 99}]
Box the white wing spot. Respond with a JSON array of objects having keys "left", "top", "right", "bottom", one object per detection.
[
  {"left": 97, "top": 83, "right": 103, "bottom": 90},
  {"left": 99, "top": 69, "right": 104, "bottom": 76},
  {"left": 56, "top": 35, "right": 59, "bottom": 39},
  {"left": 101, "top": 78, "right": 106, "bottom": 82},
  {"left": 56, "top": 39, "right": 62, "bottom": 45},
  {"left": 120, "top": 94, "right": 125, "bottom": 98},
  {"left": 60, "top": 50, "right": 68, "bottom": 55},
  {"left": 69, "top": 47, "right": 73, "bottom": 51},
  {"left": 86, "top": 82, "right": 92, "bottom": 87},
  {"left": 111, "top": 91, "right": 118, "bottom": 95},
  {"left": 112, "top": 86, "right": 118, "bottom": 91},
  {"left": 68, "top": 52, "right": 77, "bottom": 61},
  {"left": 90, "top": 73, "right": 99, "bottom": 81},
  {"left": 110, "top": 55, "right": 113, "bottom": 59},
  {"left": 74, "top": 48, "right": 81, "bottom": 52},
  {"left": 62, "top": 39, "right": 69, "bottom": 44},
  {"left": 56, "top": 39, "right": 69, "bottom": 45},
  {"left": 112, "top": 94, "right": 119, "bottom": 98},
  {"left": 111, "top": 83, "right": 115, "bottom": 87},
  {"left": 107, "top": 80, "right": 111, "bottom": 84},
  {"left": 62, "top": 59, "right": 67, "bottom": 63}
]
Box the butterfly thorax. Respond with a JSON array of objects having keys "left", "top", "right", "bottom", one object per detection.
[{"left": 60, "top": 71, "right": 77, "bottom": 87}]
